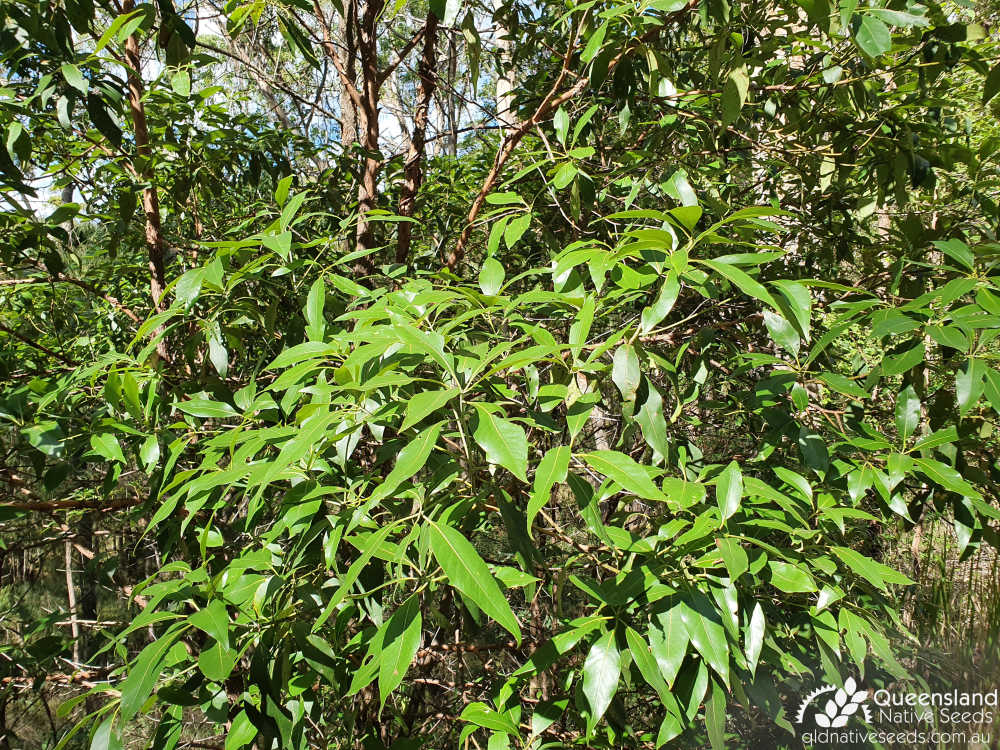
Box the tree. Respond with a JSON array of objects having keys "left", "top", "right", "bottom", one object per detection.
[{"left": 1, "top": 0, "right": 999, "bottom": 747}]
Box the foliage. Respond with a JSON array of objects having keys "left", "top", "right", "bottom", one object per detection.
[{"left": 1, "top": 0, "right": 1000, "bottom": 747}]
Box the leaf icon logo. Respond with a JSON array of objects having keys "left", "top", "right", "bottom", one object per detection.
[{"left": 795, "top": 676, "right": 871, "bottom": 729}]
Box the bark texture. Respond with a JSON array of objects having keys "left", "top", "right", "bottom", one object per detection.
[{"left": 396, "top": 12, "right": 440, "bottom": 264}]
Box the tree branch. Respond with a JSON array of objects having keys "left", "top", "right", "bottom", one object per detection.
[
  {"left": 446, "top": 0, "right": 697, "bottom": 270},
  {"left": 0, "top": 323, "right": 78, "bottom": 366},
  {"left": 377, "top": 25, "right": 426, "bottom": 87},
  {"left": 312, "top": 0, "right": 365, "bottom": 114}
]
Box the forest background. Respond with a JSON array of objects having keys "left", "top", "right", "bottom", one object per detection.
[{"left": 2, "top": 0, "right": 1000, "bottom": 746}]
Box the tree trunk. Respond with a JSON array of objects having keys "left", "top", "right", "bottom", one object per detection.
[
  {"left": 445, "top": 33, "right": 459, "bottom": 157},
  {"left": 123, "top": 0, "right": 171, "bottom": 362},
  {"left": 395, "top": 13, "right": 439, "bottom": 264},
  {"left": 339, "top": 0, "right": 359, "bottom": 146},
  {"left": 492, "top": 0, "right": 516, "bottom": 130},
  {"left": 352, "top": 0, "right": 385, "bottom": 275},
  {"left": 64, "top": 540, "right": 80, "bottom": 663}
]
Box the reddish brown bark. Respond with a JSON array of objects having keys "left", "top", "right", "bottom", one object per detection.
[
  {"left": 396, "top": 12, "right": 439, "bottom": 264},
  {"left": 354, "top": 0, "right": 384, "bottom": 270},
  {"left": 122, "top": 0, "right": 171, "bottom": 361},
  {"left": 313, "top": 0, "right": 426, "bottom": 277}
]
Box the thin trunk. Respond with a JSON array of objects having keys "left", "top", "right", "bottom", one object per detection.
[
  {"left": 123, "top": 0, "right": 170, "bottom": 362},
  {"left": 77, "top": 514, "right": 97, "bottom": 657},
  {"left": 492, "top": 0, "right": 516, "bottom": 130},
  {"left": 64, "top": 541, "right": 79, "bottom": 663},
  {"left": 445, "top": 33, "right": 458, "bottom": 157},
  {"left": 353, "top": 0, "right": 385, "bottom": 272},
  {"left": 396, "top": 13, "right": 439, "bottom": 264}
]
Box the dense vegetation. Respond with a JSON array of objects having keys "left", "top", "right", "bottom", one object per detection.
[{"left": 2, "top": 0, "right": 1000, "bottom": 746}]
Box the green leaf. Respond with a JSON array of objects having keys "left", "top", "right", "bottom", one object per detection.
[
  {"left": 715, "top": 461, "right": 743, "bottom": 523},
  {"left": 648, "top": 605, "right": 688, "bottom": 687},
  {"left": 90, "top": 717, "right": 124, "bottom": 750},
  {"left": 87, "top": 95, "right": 122, "bottom": 146},
  {"left": 611, "top": 344, "right": 641, "bottom": 401},
  {"left": 120, "top": 626, "right": 182, "bottom": 721},
  {"left": 582, "top": 631, "right": 620, "bottom": 727},
  {"left": 635, "top": 386, "right": 669, "bottom": 460},
  {"left": 705, "top": 680, "right": 727, "bottom": 750},
  {"left": 772, "top": 280, "right": 811, "bottom": 341},
  {"left": 665, "top": 169, "right": 698, "bottom": 207},
  {"left": 763, "top": 309, "right": 799, "bottom": 357},
  {"left": 170, "top": 69, "right": 190, "bottom": 97},
  {"left": 479, "top": 257, "right": 506, "bottom": 295},
  {"left": 225, "top": 711, "right": 257, "bottom": 750},
  {"left": 189, "top": 599, "right": 230, "bottom": 650},
  {"left": 314, "top": 522, "right": 402, "bottom": 630},
  {"left": 831, "top": 546, "right": 914, "bottom": 592},
  {"left": 926, "top": 325, "right": 969, "bottom": 351},
  {"left": 553, "top": 106, "right": 569, "bottom": 144},
  {"left": 176, "top": 398, "right": 239, "bottom": 419},
  {"left": 640, "top": 272, "right": 680, "bottom": 333},
  {"left": 679, "top": 597, "right": 730, "bottom": 688},
  {"left": 370, "top": 422, "right": 443, "bottom": 501},
  {"left": 699, "top": 258, "right": 779, "bottom": 311},
  {"left": 957, "top": 358, "right": 984, "bottom": 415},
  {"left": 266, "top": 341, "right": 337, "bottom": 370},
  {"left": 881, "top": 341, "right": 925, "bottom": 376},
  {"left": 913, "top": 458, "right": 981, "bottom": 499},
  {"left": 487, "top": 216, "right": 509, "bottom": 254},
  {"left": 304, "top": 278, "right": 326, "bottom": 342},
  {"left": 139, "top": 436, "right": 160, "bottom": 471},
  {"left": 504, "top": 213, "right": 532, "bottom": 249},
  {"left": 460, "top": 702, "right": 519, "bottom": 734},
  {"left": 401, "top": 388, "right": 459, "bottom": 431},
  {"left": 856, "top": 15, "right": 891, "bottom": 56},
  {"left": 486, "top": 192, "right": 522, "bottom": 205},
  {"left": 57, "top": 95, "right": 72, "bottom": 129},
  {"left": 817, "top": 372, "right": 868, "bottom": 399},
  {"left": 472, "top": 404, "right": 528, "bottom": 482},
  {"left": 378, "top": 595, "right": 422, "bottom": 709},
  {"left": 716, "top": 537, "right": 748, "bottom": 579},
  {"left": 553, "top": 162, "right": 577, "bottom": 190},
  {"left": 198, "top": 313, "right": 224, "bottom": 365},
  {"left": 798, "top": 427, "right": 829, "bottom": 474},
  {"left": 582, "top": 450, "right": 667, "bottom": 502},
  {"left": 984, "top": 62, "right": 1000, "bottom": 105},
  {"left": 90, "top": 433, "right": 125, "bottom": 463},
  {"left": 581, "top": 22, "right": 607, "bottom": 63},
  {"left": 527, "top": 445, "right": 570, "bottom": 537},
  {"left": 569, "top": 295, "right": 596, "bottom": 354},
  {"left": 625, "top": 627, "right": 671, "bottom": 704},
  {"left": 662, "top": 477, "right": 706, "bottom": 508},
  {"left": 61, "top": 63, "right": 88, "bottom": 94},
  {"left": 274, "top": 175, "right": 293, "bottom": 206},
  {"left": 895, "top": 385, "right": 921, "bottom": 446},
  {"left": 426, "top": 517, "right": 521, "bottom": 642},
  {"left": 911, "top": 426, "right": 958, "bottom": 453},
  {"left": 198, "top": 640, "right": 237, "bottom": 682},
  {"left": 721, "top": 67, "right": 749, "bottom": 125},
  {"left": 393, "top": 322, "right": 452, "bottom": 376},
  {"left": 442, "top": 0, "right": 461, "bottom": 25},
  {"left": 767, "top": 561, "right": 816, "bottom": 593},
  {"left": 745, "top": 602, "right": 765, "bottom": 677},
  {"left": 869, "top": 8, "right": 928, "bottom": 26},
  {"left": 24, "top": 421, "right": 64, "bottom": 457},
  {"left": 932, "top": 239, "right": 974, "bottom": 271}
]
